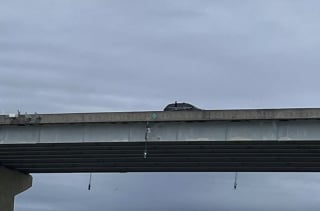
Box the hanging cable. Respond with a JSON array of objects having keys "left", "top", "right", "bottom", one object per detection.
[
  {"left": 233, "top": 172, "right": 238, "bottom": 190},
  {"left": 144, "top": 122, "right": 150, "bottom": 159},
  {"left": 88, "top": 173, "right": 92, "bottom": 190}
]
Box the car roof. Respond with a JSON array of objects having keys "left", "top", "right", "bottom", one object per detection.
[{"left": 163, "top": 102, "right": 201, "bottom": 111}]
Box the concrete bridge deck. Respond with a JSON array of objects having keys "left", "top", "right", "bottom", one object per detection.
[
  {"left": 1, "top": 108, "right": 320, "bottom": 173},
  {"left": 1, "top": 108, "right": 320, "bottom": 125},
  {"left": 3, "top": 108, "right": 320, "bottom": 211}
]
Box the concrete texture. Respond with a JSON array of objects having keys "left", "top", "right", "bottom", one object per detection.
[
  {"left": 1, "top": 119, "right": 320, "bottom": 144},
  {"left": 1, "top": 108, "right": 320, "bottom": 125},
  {"left": 0, "top": 167, "right": 32, "bottom": 211}
]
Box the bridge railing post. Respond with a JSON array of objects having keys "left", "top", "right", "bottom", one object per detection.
[{"left": 0, "top": 167, "right": 32, "bottom": 211}]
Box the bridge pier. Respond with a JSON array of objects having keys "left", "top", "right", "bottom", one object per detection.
[{"left": 0, "top": 167, "right": 32, "bottom": 211}]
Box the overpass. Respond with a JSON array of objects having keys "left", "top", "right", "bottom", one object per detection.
[{"left": 2, "top": 108, "right": 320, "bottom": 210}]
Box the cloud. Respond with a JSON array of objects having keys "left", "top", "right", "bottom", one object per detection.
[{"left": 2, "top": 0, "right": 320, "bottom": 113}]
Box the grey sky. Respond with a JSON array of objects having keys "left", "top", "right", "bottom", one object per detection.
[{"left": 1, "top": 0, "right": 320, "bottom": 210}]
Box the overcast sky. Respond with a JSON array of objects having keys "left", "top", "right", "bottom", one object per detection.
[{"left": 1, "top": 0, "right": 320, "bottom": 210}]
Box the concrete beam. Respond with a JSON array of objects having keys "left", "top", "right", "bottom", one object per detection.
[
  {"left": 1, "top": 108, "right": 320, "bottom": 125},
  {"left": 1, "top": 119, "right": 320, "bottom": 144},
  {"left": 0, "top": 167, "right": 32, "bottom": 211}
]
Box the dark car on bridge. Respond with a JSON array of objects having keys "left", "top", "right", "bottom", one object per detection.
[{"left": 163, "top": 102, "right": 202, "bottom": 111}]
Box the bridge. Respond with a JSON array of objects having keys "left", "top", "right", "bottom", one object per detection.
[{"left": 2, "top": 108, "right": 320, "bottom": 210}]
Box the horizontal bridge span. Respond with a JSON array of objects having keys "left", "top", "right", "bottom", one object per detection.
[
  {"left": 3, "top": 141, "right": 320, "bottom": 173},
  {"left": 2, "top": 119, "right": 320, "bottom": 144},
  {"left": 2, "top": 108, "right": 320, "bottom": 173}
]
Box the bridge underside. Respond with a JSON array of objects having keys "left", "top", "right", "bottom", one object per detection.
[{"left": 3, "top": 141, "right": 320, "bottom": 173}]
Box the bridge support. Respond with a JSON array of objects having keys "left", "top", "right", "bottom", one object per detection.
[{"left": 0, "top": 167, "right": 32, "bottom": 211}]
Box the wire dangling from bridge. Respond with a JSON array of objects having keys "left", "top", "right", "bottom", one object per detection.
[
  {"left": 88, "top": 173, "right": 92, "bottom": 190},
  {"left": 144, "top": 122, "right": 151, "bottom": 159},
  {"left": 233, "top": 172, "right": 238, "bottom": 190}
]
